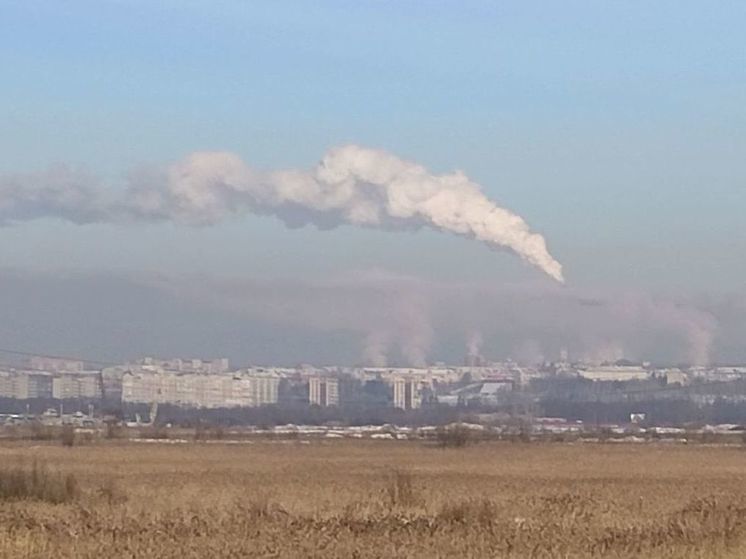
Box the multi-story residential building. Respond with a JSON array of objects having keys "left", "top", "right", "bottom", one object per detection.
[
  {"left": 392, "top": 378, "right": 421, "bottom": 410},
  {"left": 0, "top": 370, "right": 27, "bottom": 399},
  {"left": 25, "top": 374, "right": 54, "bottom": 398},
  {"left": 28, "top": 356, "right": 85, "bottom": 372},
  {"left": 135, "top": 357, "right": 231, "bottom": 374},
  {"left": 51, "top": 372, "right": 103, "bottom": 399},
  {"left": 250, "top": 374, "right": 280, "bottom": 406},
  {"left": 121, "top": 370, "right": 279, "bottom": 408},
  {"left": 0, "top": 366, "right": 102, "bottom": 401},
  {"left": 0, "top": 370, "right": 54, "bottom": 399},
  {"left": 309, "top": 377, "right": 339, "bottom": 407},
  {"left": 101, "top": 366, "right": 127, "bottom": 402},
  {"left": 0, "top": 371, "right": 14, "bottom": 398}
]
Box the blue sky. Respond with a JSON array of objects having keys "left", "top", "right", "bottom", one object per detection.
[
  {"left": 2, "top": 1, "right": 745, "bottom": 291},
  {"left": 0, "top": 1, "right": 745, "bottom": 363}
]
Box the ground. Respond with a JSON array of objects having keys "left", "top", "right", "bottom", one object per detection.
[{"left": 2, "top": 439, "right": 746, "bottom": 558}]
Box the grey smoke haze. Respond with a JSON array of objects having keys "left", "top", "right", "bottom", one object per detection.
[
  {"left": 0, "top": 146, "right": 563, "bottom": 282},
  {"left": 0, "top": 268, "right": 732, "bottom": 367}
]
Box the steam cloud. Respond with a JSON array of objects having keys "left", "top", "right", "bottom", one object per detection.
[
  {"left": 150, "top": 270, "right": 718, "bottom": 367},
  {"left": 0, "top": 268, "right": 728, "bottom": 367},
  {"left": 466, "top": 331, "right": 483, "bottom": 360},
  {"left": 0, "top": 146, "right": 563, "bottom": 281}
]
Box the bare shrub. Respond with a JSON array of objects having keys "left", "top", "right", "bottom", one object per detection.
[
  {"left": 194, "top": 424, "right": 208, "bottom": 441},
  {"left": 701, "top": 431, "right": 717, "bottom": 444},
  {"left": 0, "top": 461, "right": 78, "bottom": 504},
  {"left": 550, "top": 432, "right": 578, "bottom": 443},
  {"left": 28, "top": 421, "right": 54, "bottom": 441},
  {"left": 384, "top": 469, "right": 420, "bottom": 508},
  {"left": 97, "top": 478, "right": 128, "bottom": 506},
  {"left": 194, "top": 424, "right": 226, "bottom": 441},
  {"left": 435, "top": 424, "right": 473, "bottom": 448},
  {"left": 60, "top": 424, "right": 75, "bottom": 447},
  {"left": 104, "top": 420, "right": 124, "bottom": 440},
  {"left": 513, "top": 426, "right": 532, "bottom": 443},
  {"left": 238, "top": 493, "right": 288, "bottom": 520},
  {"left": 140, "top": 426, "right": 169, "bottom": 440},
  {"left": 79, "top": 431, "right": 95, "bottom": 444},
  {"left": 437, "top": 498, "right": 497, "bottom": 526}
]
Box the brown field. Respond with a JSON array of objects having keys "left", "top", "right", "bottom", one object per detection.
[{"left": 2, "top": 440, "right": 746, "bottom": 558}]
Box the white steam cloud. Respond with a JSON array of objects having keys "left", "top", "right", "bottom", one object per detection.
[
  {"left": 164, "top": 272, "right": 718, "bottom": 367},
  {"left": 0, "top": 268, "right": 728, "bottom": 367},
  {"left": 466, "top": 330, "right": 483, "bottom": 360},
  {"left": 0, "top": 146, "right": 563, "bottom": 282}
]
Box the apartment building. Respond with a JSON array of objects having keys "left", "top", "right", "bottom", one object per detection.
[
  {"left": 309, "top": 377, "right": 339, "bottom": 407},
  {"left": 51, "top": 372, "right": 103, "bottom": 399},
  {"left": 121, "top": 370, "right": 280, "bottom": 408},
  {"left": 392, "top": 378, "right": 421, "bottom": 410},
  {"left": 0, "top": 370, "right": 54, "bottom": 399}
]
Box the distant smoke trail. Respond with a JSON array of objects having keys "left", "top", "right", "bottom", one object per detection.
[
  {"left": 0, "top": 146, "right": 563, "bottom": 281},
  {"left": 466, "top": 330, "right": 483, "bottom": 360},
  {"left": 363, "top": 331, "right": 391, "bottom": 367},
  {"left": 0, "top": 165, "right": 107, "bottom": 225}
]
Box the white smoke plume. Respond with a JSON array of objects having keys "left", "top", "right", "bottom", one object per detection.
[
  {"left": 159, "top": 271, "right": 718, "bottom": 367},
  {"left": 0, "top": 146, "right": 564, "bottom": 282},
  {"left": 0, "top": 267, "right": 728, "bottom": 367},
  {"left": 513, "top": 339, "right": 545, "bottom": 365},
  {"left": 363, "top": 330, "right": 391, "bottom": 367},
  {"left": 0, "top": 165, "right": 107, "bottom": 225},
  {"left": 466, "top": 330, "right": 483, "bottom": 359},
  {"left": 394, "top": 294, "right": 433, "bottom": 367},
  {"left": 582, "top": 340, "right": 626, "bottom": 366},
  {"left": 466, "top": 330, "right": 483, "bottom": 365}
]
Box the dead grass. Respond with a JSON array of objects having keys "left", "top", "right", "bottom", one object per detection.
[
  {"left": 1, "top": 441, "right": 746, "bottom": 557},
  {"left": 0, "top": 461, "right": 78, "bottom": 504},
  {"left": 384, "top": 468, "right": 420, "bottom": 508}
]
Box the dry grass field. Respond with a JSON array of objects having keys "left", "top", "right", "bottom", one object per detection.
[{"left": 2, "top": 440, "right": 746, "bottom": 558}]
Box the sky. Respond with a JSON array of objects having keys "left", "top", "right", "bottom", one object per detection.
[{"left": 0, "top": 1, "right": 745, "bottom": 365}]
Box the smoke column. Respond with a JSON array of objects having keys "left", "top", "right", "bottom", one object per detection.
[
  {"left": 0, "top": 145, "right": 563, "bottom": 281},
  {"left": 466, "top": 330, "right": 483, "bottom": 364}
]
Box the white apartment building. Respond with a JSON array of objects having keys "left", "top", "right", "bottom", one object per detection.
[
  {"left": 309, "top": 377, "right": 339, "bottom": 407},
  {"left": 122, "top": 370, "right": 279, "bottom": 408},
  {"left": 136, "top": 357, "right": 231, "bottom": 374},
  {"left": 392, "top": 378, "right": 422, "bottom": 410},
  {"left": 0, "top": 371, "right": 34, "bottom": 399},
  {"left": 0, "top": 370, "right": 59, "bottom": 399},
  {"left": 250, "top": 374, "right": 280, "bottom": 406},
  {"left": 28, "top": 356, "right": 85, "bottom": 372},
  {"left": 51, "top": 372, "right": 103, "bottom": 399}
]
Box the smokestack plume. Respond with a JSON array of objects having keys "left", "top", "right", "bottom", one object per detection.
[
  {"left": 1, "top": 146, "right": 564, "bottom": 281},
  {"left": 466, "top": 330, "right": 483, "bottom": 366}
]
